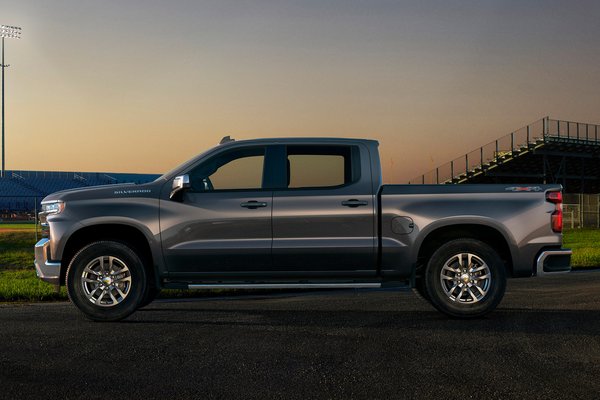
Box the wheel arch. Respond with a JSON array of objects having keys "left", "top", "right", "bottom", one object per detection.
[
  {"left": 60, "top": 223, "right": 159, "bottom": 287},
  {"left": 416, "top": 223, "right": 514, "bottom": 277}
]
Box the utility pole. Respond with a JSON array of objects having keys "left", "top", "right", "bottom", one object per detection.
[{"left": 0, "top": 25, "right": 22, "bottom": 178}]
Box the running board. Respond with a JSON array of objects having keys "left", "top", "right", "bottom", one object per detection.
[{"left": 187, "top": 283, "right": 382, "bottom": 290}]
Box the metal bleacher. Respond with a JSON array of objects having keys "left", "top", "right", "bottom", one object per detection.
[
  {"left": 0, "top": 178, "right": 43, "bottom": 212},
  {"left": 409, "top": 117, "right": 600, "bottom": 194}
]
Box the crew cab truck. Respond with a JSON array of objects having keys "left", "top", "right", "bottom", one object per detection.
[{"left": 35, "top": 137, "right": 571, "bottom": 321}]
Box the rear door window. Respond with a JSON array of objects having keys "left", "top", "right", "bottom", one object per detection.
[{"left": 284, "top": 145, "right": 359, "bottom": 189}]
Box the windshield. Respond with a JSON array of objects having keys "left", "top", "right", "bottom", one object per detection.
[{"left": 154, "top": 143, "right": 221, "bottom": 182}]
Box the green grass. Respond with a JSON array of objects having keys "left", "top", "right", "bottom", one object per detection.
[
  {"left": 0, "top": 226, "right": 60, "bottom": 301},
  {"left": 1, "top": 227, "right": 599, "bottom": 302},
  {"left": 563, "top": 229, "right": 600, "bottom": 268},
  {"left": 0, "top": 270, "right": 67, "bottom": 301},
  {"left": 0, "top": 223, "right": 37, "bottom": 230},
  {"left": 0, "top": 230, "right": 38, "bottom": 269}
]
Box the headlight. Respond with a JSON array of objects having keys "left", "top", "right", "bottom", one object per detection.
[
  {"left": 41, "top": 200, "right": 65, "bottom": 215},
  {"left": 39, "top": 201, "right": 64, "bottom": 239}
]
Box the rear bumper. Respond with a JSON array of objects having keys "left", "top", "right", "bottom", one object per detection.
[
  {"left": 536, "top": 249, "right": 572, "bottom": 276},
  {"left": 34, "top": 238, "right": 61, "bottom": 286}
]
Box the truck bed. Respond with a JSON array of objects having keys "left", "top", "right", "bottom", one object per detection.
[{"left": 378, "top": 183, "right": 563, "bottom": 278}]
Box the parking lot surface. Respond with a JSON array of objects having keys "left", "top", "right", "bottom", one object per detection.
[{"left": 1, "top": 271, "right": 599, "bottom": 399}]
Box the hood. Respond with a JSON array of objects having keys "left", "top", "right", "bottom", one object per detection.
[{"left": 42, "top": 182, "right": 161, "bottom": 203}]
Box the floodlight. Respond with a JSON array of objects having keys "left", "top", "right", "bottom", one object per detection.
[
  {"left": 0, "top": 25, "right": 22, "bottom": 39},
  {"left": 1, "top": 24, "right": 22, "bottom": 177}
]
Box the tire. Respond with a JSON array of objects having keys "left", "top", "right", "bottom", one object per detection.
[
  {"left": 138, "top": 286, "right": 161, "bottom": 309},
  {"left": 66, "top": 241, "right": 147, "bottom": 322},
  {"left": 413, "top": 275, "right": 430, "bottom": 302},
  {"left": 424, "top": 238, "right": 506, "bottom": 319}
]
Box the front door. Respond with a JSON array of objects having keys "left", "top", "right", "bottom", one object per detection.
[{"left": 161, "top": 145, "right": 272, "bottom": 278}]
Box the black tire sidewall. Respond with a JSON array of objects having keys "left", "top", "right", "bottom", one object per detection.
[
  {"left": 138, "top": 286, "right": 161, "bottom": 309},
  {"left": 413, "top": 277, "right": 431, "bottom": 302},
  {"left": 425, "top": 239, "right": 506, "bottom": 318},
  {"left": 66, "top": 241, "right": 147, "bottom": 321}
]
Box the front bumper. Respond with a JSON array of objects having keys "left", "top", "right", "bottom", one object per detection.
[
  {"left": 34, "top": 238, "right": 61, "bottom": 287},
  {"left": 536, "top": 249, "right": 572, "bottom": 276}
]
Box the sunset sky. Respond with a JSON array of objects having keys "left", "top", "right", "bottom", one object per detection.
[{"left": 2, "top": 0, "right": 599, "bottom": 182}]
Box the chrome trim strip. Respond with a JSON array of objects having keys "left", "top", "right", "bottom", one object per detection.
[
  {"left": 536, "top": 249, "right": 572, "bottom": 277},
  {"left": 188, "top": 283, "right": 382, "bottom": 290}
]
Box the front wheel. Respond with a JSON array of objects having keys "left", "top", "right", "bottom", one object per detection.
[
  {"left": 424, "top": 239, "right": 506, "bottom": 318},
  {"left": 66, "top": 241, "right": 147, "bottom": 322},
  {"left": 138, "top": 286, "right": 161, "bottom": 309}
]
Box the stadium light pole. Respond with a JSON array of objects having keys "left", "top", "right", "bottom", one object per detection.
[{"left": 0, "top": 25, "right": 22, "bottom": 178}]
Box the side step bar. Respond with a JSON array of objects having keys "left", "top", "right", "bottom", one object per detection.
[{"left": 187, "top": 283, "right": 382, "bottom": 290}]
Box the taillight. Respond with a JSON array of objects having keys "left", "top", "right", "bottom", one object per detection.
[
  {"left": 546, "top": 191, "right": 562, "bottom": 204},
  {"left": 546, "top": 190, "right": 563, "bottom": 233},
  {"left": 551, "top": 212, "right": 563, "bottom": 233}
]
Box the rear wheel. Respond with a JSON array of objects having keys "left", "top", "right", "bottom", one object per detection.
[
  {"left": 66, "top": 241, "right": 147, "bottom": 322},
  {"left": 424, "top": 239, "right": 506, "bottom": 318}
]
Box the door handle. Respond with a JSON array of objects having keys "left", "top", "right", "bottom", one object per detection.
[
  {"left": 341, "top": 199, "right": 368, "bottom": 208},
  {"left": 240, "top": 201, "right": 268, "bottom": 209}
]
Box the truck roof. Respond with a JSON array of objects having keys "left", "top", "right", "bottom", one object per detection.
[
  {"left": 159, "top": 136, "right": 380, "bottom": 181},
  {"left": 217, "top": 137, "right": 380, "bottom": 147}
]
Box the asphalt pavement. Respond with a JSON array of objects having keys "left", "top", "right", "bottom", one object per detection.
[{"left": 1, "top": 271, "right": 599, "bottom": 400}]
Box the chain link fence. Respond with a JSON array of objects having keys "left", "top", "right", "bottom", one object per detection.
[
  {"left": 0, "top": 196, "right": 41, "bottom": 242},
  {"left": 563, "top": 194, "right": 600, "bottom": 229}
]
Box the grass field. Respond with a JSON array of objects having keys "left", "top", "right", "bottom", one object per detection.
[
  {"left": 0, "top": 230, "right": 37, "bottom": 269},
  {"left": 0, "top": 224, "right": 64, "bottom": 301},
  {"left": 0, "top": 270, "right": 67, "bottom": 301},
  {"left": 0, "top": 222, "right": 37, "bottom": 229},
  {"left": 563, "top": 229, "right": 600, "bottom": 267},
  {"left": 1, "top": 224, "right": 598, "bottom": 302}
]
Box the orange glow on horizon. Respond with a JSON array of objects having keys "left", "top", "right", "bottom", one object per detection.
[{"left": 2, "top": 1, "right": 598, "bottom": 182}]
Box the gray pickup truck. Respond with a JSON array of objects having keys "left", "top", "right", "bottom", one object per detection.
[{"left": 35, "top": 137, "right": 571, "bottom": 321}]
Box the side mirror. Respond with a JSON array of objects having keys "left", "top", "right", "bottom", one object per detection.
[{"left": 170, "top": 174, "right": 191, "bottom": 201}]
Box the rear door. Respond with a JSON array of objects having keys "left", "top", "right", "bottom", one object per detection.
[{"left": 271, "top": 143, "right": 376, "bottom": 277}]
